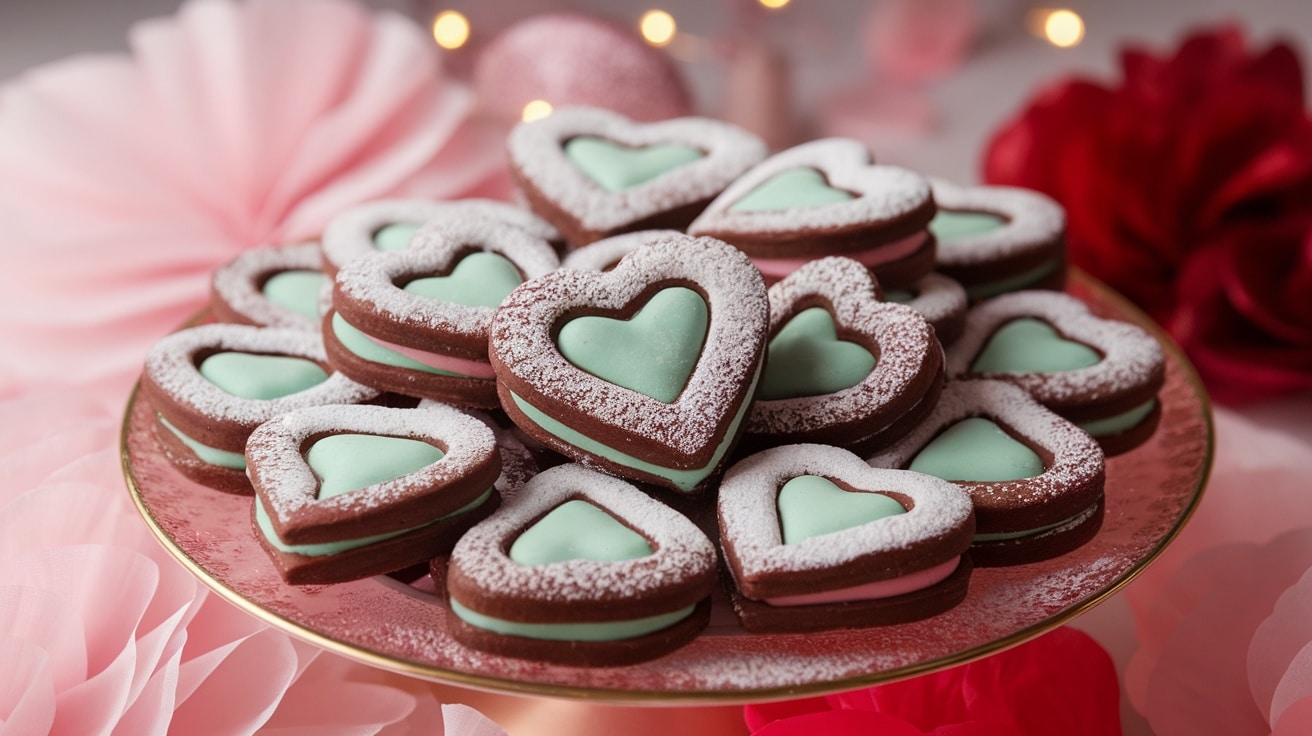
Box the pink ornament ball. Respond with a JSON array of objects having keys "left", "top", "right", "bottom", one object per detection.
[{"left": 474, "top": 13, "right": 694, "bottom": 123}]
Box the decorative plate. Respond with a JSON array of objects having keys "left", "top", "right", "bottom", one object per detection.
[{"left": 123, "top": 269, "right": 1212, "bottom": 704}]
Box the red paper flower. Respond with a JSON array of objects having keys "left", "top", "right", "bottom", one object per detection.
[
  {"left": 984, "top": 26, "right": 1312, "bottom": 403},
  {"left": 744, "top": 627, "right": 1122, "bottom": 735}
]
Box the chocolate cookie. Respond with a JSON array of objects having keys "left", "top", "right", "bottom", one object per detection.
[
  {"left": 211, "top": 243, "right": 330, "bottom": 329},
  {"left": 928, "top": 179, "right": 1067, "bottom": 300},
  {"left": 946, "top": 290, "right": 1165, "bottom": 455},
  {"left": 491, "top": 233, "right": 768, "bottom": 494},
  {"left": 508, "top": 106, "right": 767, "bottom": 246},
  {"left": 867, "top": 379, "right": 1106, "bottom": 567},
  {"left": 718, "top": 444, "right": 975, "bottom": 632},
  {"left": 688, "top": 138, "right": 936, "bottom": 288},
  {"left": 246, "top": 403, "right": 502, "bottom": 584},
  {"left": 141, "top": 324, "right": 377, "bottom": 493},
  {"left": 325, "top": 214, "right": 559, "bottom": 407},
  {"left": 445, "top": 463, "right": 718, "bottom": 666},
  {"left": 744, "top": 257, "right": 943, "bottom": 455}
]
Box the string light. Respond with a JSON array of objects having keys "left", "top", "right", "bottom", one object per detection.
[
  {"left": 522, "top": 100, "right": 553, "bottom": 122},
  {"left": 432, "top": 10, "right": 470, "bottom": 50},
  {"left": 1030, "top": 8, "right": 1084, "bottom": 48},
  {"left": 759, "top": 0, "right": 792, "bottom": 8},
  {"left": 639, "top": 10, "right": 677, "bottom": 48}
]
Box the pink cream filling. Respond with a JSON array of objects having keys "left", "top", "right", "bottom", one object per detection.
[
  {"left": 751, "top": 231, "right": 928, "bottom": 281},
  {"left": 365, "top": 333, "right": 496, "bottom": 379},
  {"left": 762, "top": 556, "right": 960, "bottom": 607}
]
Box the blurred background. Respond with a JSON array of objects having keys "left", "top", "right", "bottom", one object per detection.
[{"left": 5, "top": 0, "right": 1309, "bottom": 184}]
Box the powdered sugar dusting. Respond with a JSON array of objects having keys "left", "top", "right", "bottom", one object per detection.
[
  {"left": 144, "top": 324, "right": 378, "bottom": 426},
  {"left": 508, "top": 106, "right": 768, "bottom": 234},
  {"left": 720, "top": 444, "right": 973, "bottom": 578},
  {"left": 688, "top": 138, "right": 931, "bottom": 237},
  {"left": 929, "top": 179, "right": 1065, "bottom": 267},
  {"left": 867, "top": 379, "right": 1105, "bottom": 518},
  {"left": 334, "top": 215, "right": 559, "bottom": 344},
  {"left": 746, "top": 257, "right": 940, "bottom": 436},
  {"left": 946, "top": 290, "right": 1165, "bottom": 404},
  {"left": 321, "top": 198, "right": 561, "bottom": 273},
  {"left": 211, "top": 242, "right": 325, "bottom": 328},
  {"left": 560, "top": 229, "right": 683, "bottom": 271},
  {"left": 895, "top": 272, "right": 968, "bottom": 336},
  {"left": 449, "top": 464, "right": 716, "bottom": 606},
  {"left": 247, "top": 403, "right": 497, "bottom": 530},
  {"left": 491, "top": 234, "right": 767, "bottom": 457}
]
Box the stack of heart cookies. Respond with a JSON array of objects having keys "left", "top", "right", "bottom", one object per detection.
[{"left": 141, "top": 105, "right": 1166, "bottom": 666}]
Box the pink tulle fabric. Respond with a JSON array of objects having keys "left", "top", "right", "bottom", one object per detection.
[
  {"left": 0, "top": 388, "right": 510, "bottom": 733},
  {"left": 0, "top": 0, "right": 509, "bottom": 400},
  {"left": 1119, "top": 402, "right": 1312, "bottom": 735}
]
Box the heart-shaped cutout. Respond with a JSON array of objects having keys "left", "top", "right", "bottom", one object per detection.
[
  {"left": 908, "top": 417, "right": 1044, "bottom": 482},
  {"left": 198, "top": 352, "right": 328, "bottom": 400},
  {"left": 928, "top": 210, "right": 1007, "bottom": 241},
  {"left": 971, "top": 318, "right": 1101, "bottom": 374},
  {"left": 729, "top": 168, "right": 854, "bottom": 212},
  {"left": 776, "top": 475, "right": 905, "bottom": 544},
  {"left": 247, "top": 404, "right": 501, "bottom": 544},
  {"left": 373, "top": 222, "right": 421, "bottom": 252},
  {"left": 565, "top": 136, "right": 703, "bottom": 192},
  {"left": 307, "top": 433, "right": 445, "bottom": 499},
  {"left": 510, "top": 499, "right": 653, "bottom": 564},
  {"left": 403, "top": 251, "right": 524, "bottom": 309},
  {"left": 557, "top": 286, "right": 708, "bottom": 403},
  {"left": 759, "top": 307, "right": 875, "bottom": 400},
  {"left": 262, "top": 269, "right": 328, "bottom": 320},
  {"left": 491, "top": 233, "right": 767, "bottom": 493},
  {"left": 508, "top": 107, "right": 767, "bottom": 245}
]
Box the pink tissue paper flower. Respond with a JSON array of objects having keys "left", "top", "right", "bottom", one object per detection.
[
  {"left": 1120, "top": 405, "right": 1312, "bottom": 736},
  {"left": 0, "top": 0, "right": 509, "bottom": 401},
  {"left": 0, "top": 389, "right": 508, "bottom": 734}
]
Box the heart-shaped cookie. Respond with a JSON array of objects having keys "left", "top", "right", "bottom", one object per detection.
[
  {"left": 326, "top": 213, "right": 559, "bottom": 407},
  {"left": 867, "top": 379, "right": 1106, "bottom": 566},
  {"left": 687, "top": 138, "right": 937, "bottom": 288},
  {"left": 928, "top": 178, "right": 1067, "bottom": 299},
  {"left": 142, "top": 324, "right": 378, "bottom": 493},
  {"left": 491, "top": 233, "right": 768, "bottom": 493},
  {"left": 946, "top": 290, "right": 1165, "bottom": 454},
  {"left": 718, "top": 444, "right": 974, "bottom": 632},
  {"left": 321, "top": 198, "right": 562, "bottom": 275},
  {"left": 246, "top": 403, "right": 502, "bottom": 584},
  {"left": 248, "top": 403, "right": 501, "bottom": 545},
  {"left": 211, "top": 242, "right": 329, "bottom": 329},
  {"left": 445, "top": 463, "right": 718, "bottom": 666},
  {"left": 508, "top": 106, "right": 767, "bottom": 246},
  {"left": 744, "top": 257, "right": 943, "bottom": 455}
]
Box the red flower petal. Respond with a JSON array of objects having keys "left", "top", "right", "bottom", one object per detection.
[
  {"left": 745, "top": 628, "right": 1121, "bottom": 736},
  {"left": 983, "top": 24, "right": 1312, "bottom": 404}
]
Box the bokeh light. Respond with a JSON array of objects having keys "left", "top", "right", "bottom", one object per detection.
[
  {"left": 1042, "top": 9, "right": 1084, "bottom": 48},
  {"left": 640, "top": 10, "right": 677, "bottom": 48},
  {"left": 521, "top": 99, "right": 554, "bottom": 122},
  {"left": 432, "top": 10, "right": 470, "bottom": 50}
]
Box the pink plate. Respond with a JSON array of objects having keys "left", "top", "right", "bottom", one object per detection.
[{"left": 122, "top": 270, "right": 1212, "bottom": 704}]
